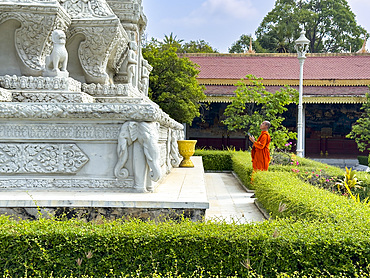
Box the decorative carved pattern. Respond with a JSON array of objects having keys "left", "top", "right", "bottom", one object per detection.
[
  {"left": 109, "top": 28, "right": 129, "bottom": 74},
  {"left": 0, "top": 103, "right": 184, "bottom": 130},
  {"left": 0, "top": 178, "right": 134, "bottom": 189},
  {"left": 81, "top": 82, "right": 138, "bottom": 97},
  {"left": 0, "top": 75, "right": 81, "bottom": 92},
  {"left": 0, "top": 6, "right": 70, "bottom": 74},
  {"left": 0, "top": 143, "right": 89, "bottom": 174},
  {"left": 0, "top": 124, "right": 121, "bottom": 140},
  {"left": 70, "top": 24, "right": 123, "bottom": 84},
  {"left": 0, "top": 88, "right": 12, "bottom": 102},
  {"left": 94, "top": 97, "right": 147, "bottom": 104},
  {"left": 16, "top": 13, "right": 56, "bottom": 71},
  {"left": 12, "top": 92, "right": 94, "bottom": 103},
  {"left": 59, "top": 0, "right": 116, "bottom": 19},
  {"left": 159, "top": 143, "right": 166, "bottom": 167},
  {"left": 107, "top": 0, "right": 145, "bottom": 26},
  {"left": 169, "top": 129, "right": 182, "bottom": 167}
]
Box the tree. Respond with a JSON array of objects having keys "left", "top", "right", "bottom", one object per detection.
[
  {"left": 222, "top": 75, "right": 298, "bottom": 149},
  {"left": 142, "top": 38, "right": 206, "bottom": 124},
  {"left": 163, "top": 32, "right": 184, "bottom": 50},
  {"left": 228, "top": 34, "right": 266, "bottom": 53},
  {"left": 256, "top": 0, "right": 368, "bottom": 53},
  {"left": 181, "top": 39, "right": 218, "bottom": 53},
  {"left": 347, "top": 93, "right": 370, "bottom": 152}
]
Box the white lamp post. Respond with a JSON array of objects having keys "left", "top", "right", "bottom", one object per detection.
[{"left": 294, "top": 26, "right": 310, "bottom": 158}]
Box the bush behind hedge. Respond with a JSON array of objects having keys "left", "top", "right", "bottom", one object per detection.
[
  {"left": 358, "top": 156, "right": 369, "bottom": 166},
  {"left": 194, "top": 149, "right": 233, "bottom": 171}
]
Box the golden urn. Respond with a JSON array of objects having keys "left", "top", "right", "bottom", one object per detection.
[{"left": 177, "top": 140, "right": 197, "bottom": 167}]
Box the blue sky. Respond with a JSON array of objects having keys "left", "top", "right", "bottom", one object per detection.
[{"left": 142, "top": 0, "right": 370, "bottom": 53}]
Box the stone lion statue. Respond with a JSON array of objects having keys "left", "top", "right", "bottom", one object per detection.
[{"left": 43, "top": 30, "right": 69, "bottom": 77}]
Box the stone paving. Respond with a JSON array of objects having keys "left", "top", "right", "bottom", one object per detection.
[{"left": 204, "top": 172, "right": 265, "bottom": 224}]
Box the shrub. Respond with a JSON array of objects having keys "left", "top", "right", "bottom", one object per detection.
[
  {"left": 194, "top": 149, "right": 233, "bottom": 171},
  {"left": 358, "top": 155, "right": 369, "bottom": 166},
  {"left": 231, "top": 151, "right": 254, "bottom": 189},
  {"left": 3, "top": 150, "right": 370, "bottom": 277},
  {"left": 2, "top": 215, "right": 370, "bottom": 277}
]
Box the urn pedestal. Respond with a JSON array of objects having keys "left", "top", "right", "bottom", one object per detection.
[{"left": 177, "top": 140, "right": 197, "bottom": 167}]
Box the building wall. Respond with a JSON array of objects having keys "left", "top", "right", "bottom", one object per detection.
[{"left": 188, "top": 102, "right": 368, "bottom": 157}]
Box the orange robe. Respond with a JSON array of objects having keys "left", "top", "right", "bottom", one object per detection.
[{"left": 251, "top": 131, "right": 271, "bottom": 171}]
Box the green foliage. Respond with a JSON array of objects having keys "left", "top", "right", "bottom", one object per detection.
[
  {"left": 358, "top": 155, "right": 369, "bottom": 166},
  {"left": 162, "top": 32, "right": 184, "bottom": 49},
  {"left": 255, "top": 0, "right": 368, "bottom": 53},
  {"left": 4, "top": 205, "right": 370, "bottom": 276},
  {"left": 347, "top": 93, "right": 370, "bottom": 152},
  {"left": 228, "top": 34, "right": 267, "bottom": 53},
  {"left": 142, "top": 38, "right": 206, "bottom": 124},
  {"left": 222, "top": 75, "right": 298, "bottom": 149},
  {"left": 335, "top": 167, "right": 362, "bottom": 191},
  {"left": 181, "top": 40, "right": 218, "bottom": 53},
  {"left": 194, "top": 149, "right": 233, "bottom": 171},
  {"left": 231, "top": 151, "right": 254, "bottom": 189},
  {"left": 3, "top": 151, "right": 370, "bottom": 277}
]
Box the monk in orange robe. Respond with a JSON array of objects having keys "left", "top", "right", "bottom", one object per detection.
[{"left": 249, "top": 121, "right": 271, "bottom": 171}]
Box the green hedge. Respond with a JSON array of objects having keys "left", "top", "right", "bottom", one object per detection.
[
  {"left": 3, "top": 150, "right": 370, "bottom": 277},
  {"left": 232, "top": 151, "right": 254, "bottom": 189},
  {"left": 2, "top": 216, "right": 370, "bottom": 277},
  {"left": 358, "top": 156, "right": 369, "bottom": 166},
  {"left": 194, "top": 149, "right": 233, "bottom": 171},
  {"left": 253, "top": 171, "right": 370, "bottom": 222}
]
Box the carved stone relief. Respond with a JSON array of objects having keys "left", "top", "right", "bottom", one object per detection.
[
  {"left": 0, "top": 75, "right": 81, "bottom": 92},
  {"left": 59, "top": 0, "right": 116, "bottom": 19},
  {"left": 115, "top": 121, "right": 161, "bottom": 192},
  {"left": 0, "top": 103, "right": 183, "bottom": 130},
  {"left": 11, "top": 92, "right": 94, "bottom": 103},
  {"left": 0, "top": 0, "right": 184, "bottom": 194},
  {"left": 43, "top": 30, "right": 69, "bottom": 78},
  {"left": 0, "top": 143, "right": 89, "bottom": 174},
  {"left": 0, "top": 178, "right": 134, "bottom": 189},
  {"left": 0, "top": 88, "right": 12, "bottom": 102},
  {"left": 0, "top": 124, "right": 121, "bottom": 140},
  {"left": 59, "top": 0, "right": 129, "bottom": 84},
  {"left": 81, "top": 82, "right": 140, "bottom": 97},
  {"left": 68, "top": 24, "right": 127, "bottom": 84},
  {"left": 0, "top": 5, "right": 71, "bottom": 75}
]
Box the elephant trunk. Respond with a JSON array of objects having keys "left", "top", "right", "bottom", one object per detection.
[
  {"left": 149, "top": 163, "right": 161, "bottom": 182},
  {"left": 143, "top": 141, "right": 161, "bottom": 182}
]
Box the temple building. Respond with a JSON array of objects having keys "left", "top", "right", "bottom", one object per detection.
[{"left": 184, "top": 52, "right": 370, "bottom": 158}]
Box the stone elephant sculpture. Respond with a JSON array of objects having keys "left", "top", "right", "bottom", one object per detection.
[{"left": 114, "top": 121, "right": 161, "bottom": 192}]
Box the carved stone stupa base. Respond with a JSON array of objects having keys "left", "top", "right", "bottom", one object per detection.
[{"left": 0, "top": 76, "right": 183, "bottom": 193}]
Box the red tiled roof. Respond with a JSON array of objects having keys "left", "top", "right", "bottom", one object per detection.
[
  {"left": 205, "top": 85, "right": 369, "bottom": 97},
  {"left": 187, "top": 55, "right": 370, "bottom": 80}
]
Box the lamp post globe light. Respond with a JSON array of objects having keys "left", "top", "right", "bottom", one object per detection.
[{"left": 294, "top": 26, "right": 310, "bottom": 158}]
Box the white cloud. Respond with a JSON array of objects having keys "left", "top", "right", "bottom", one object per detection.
[{"left": 199, "top": 0, "right": 258, "bottom": 20}]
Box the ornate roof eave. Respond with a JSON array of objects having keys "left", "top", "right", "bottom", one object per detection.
[
  {"left": 201, "top": 95, "right": 367, "bottom": 104},
  {"left": 197, "top": 78, "right": 370, "bottom": 87}
]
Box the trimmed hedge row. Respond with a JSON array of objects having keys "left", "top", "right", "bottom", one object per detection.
[
  {"left": 358, "top": 155, "right": 368, "bottom": 166},
  {"left": 2, "top": 216, "right": 370, "bottom": 277},
  {"left": 2, "top": 150, "right": 370, "bottom": 277},
  {"left": 194, "top": 149, "right": 233, "bottom": 171},
  {"left": 253, "top": 171, "right": 370, "bottom": 223}
]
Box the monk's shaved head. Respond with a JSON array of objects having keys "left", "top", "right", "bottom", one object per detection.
[{"left": 263, "top": 121, "right": 271, "bottom": 129}]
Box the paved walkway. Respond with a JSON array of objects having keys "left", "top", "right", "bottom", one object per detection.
[{"left": 204, "top": 172, "right": 265, "bottom": 224}]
